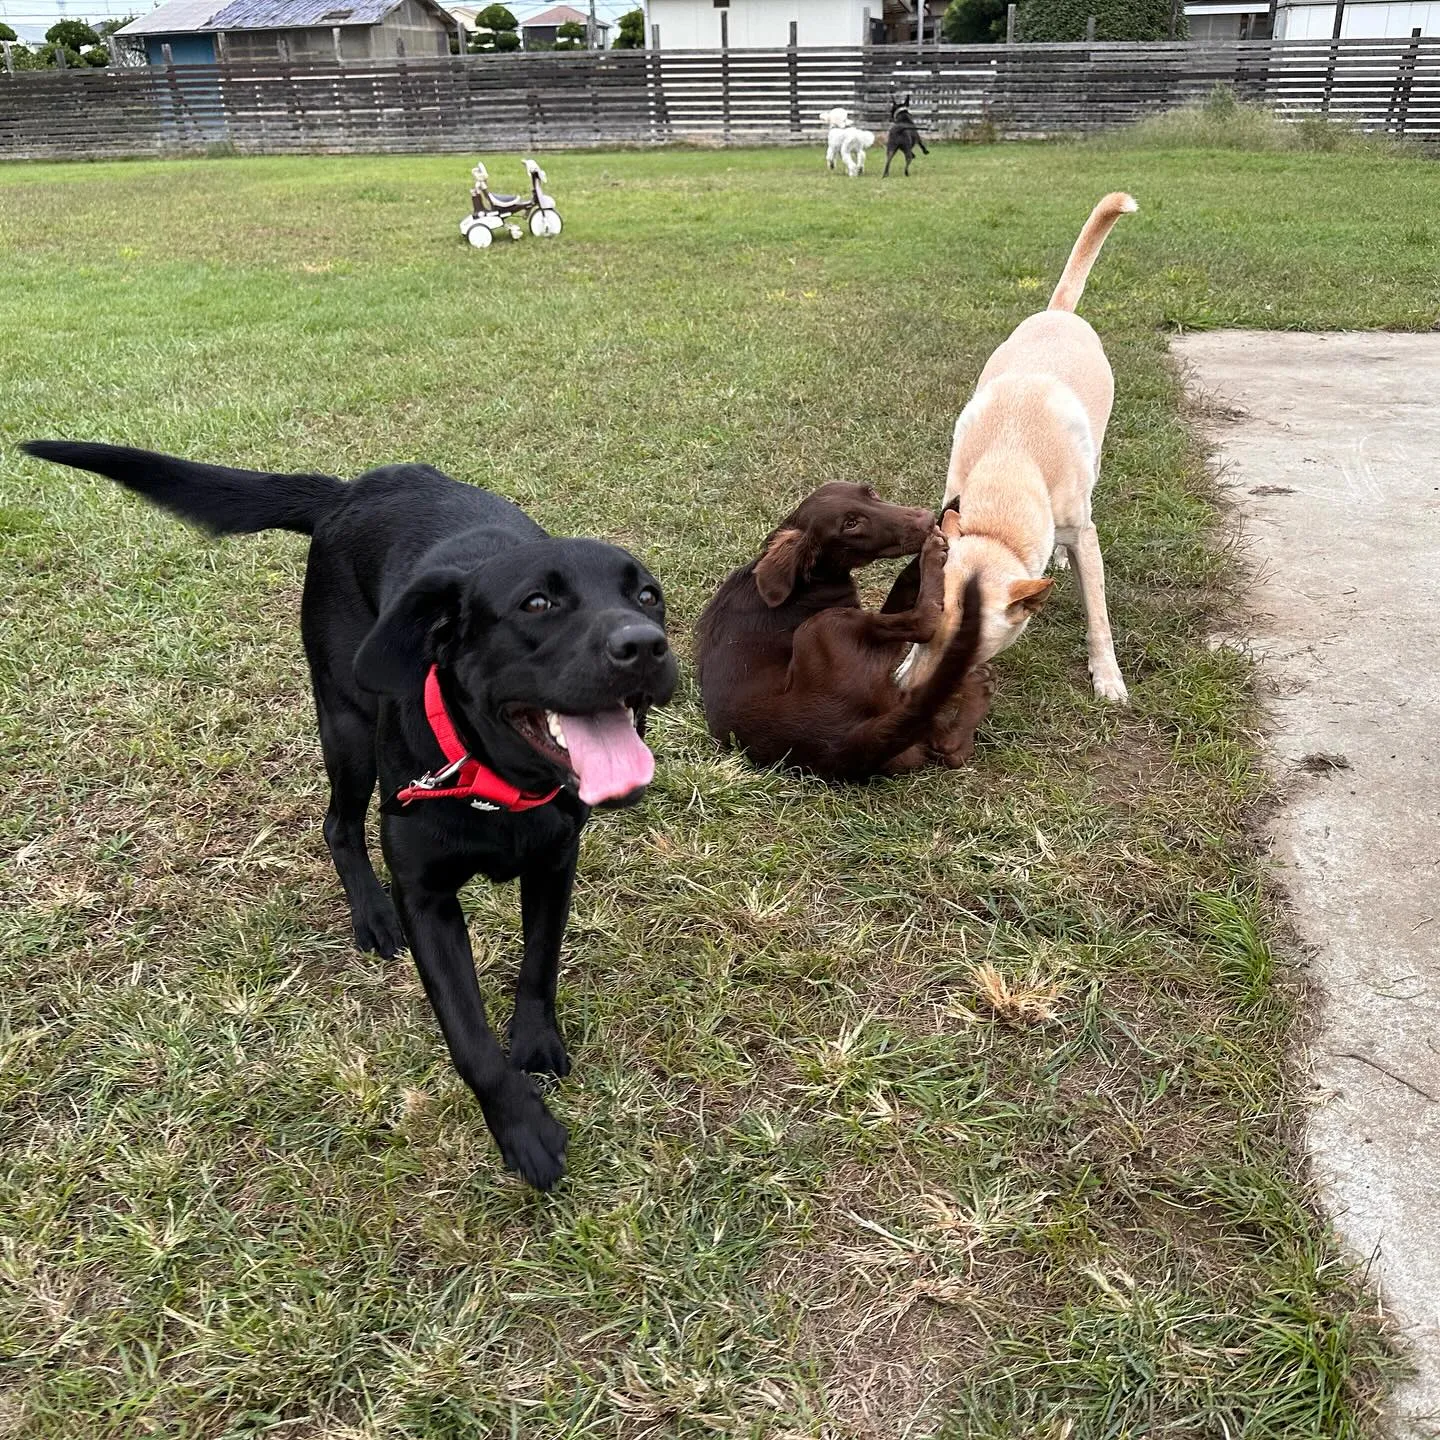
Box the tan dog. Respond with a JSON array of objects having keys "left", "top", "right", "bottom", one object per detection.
[{"left": 897, "top": 192, "right": 1137, "bottom": 704}]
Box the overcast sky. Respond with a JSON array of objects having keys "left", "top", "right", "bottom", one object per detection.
[{"left": 0, "top": 0, "right": 636, "bottom": 42}]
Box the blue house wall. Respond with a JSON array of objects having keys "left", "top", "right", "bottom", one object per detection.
[{"left": 145, "top": 33, "right": 217, "bottom": 62}]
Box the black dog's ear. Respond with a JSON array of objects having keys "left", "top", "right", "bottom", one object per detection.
[
  {"left": 354, "top": 567, "right": 468, "bottom": 696},
  {"left": 754, "top": 528, "right": 815, "bottom": 608}
]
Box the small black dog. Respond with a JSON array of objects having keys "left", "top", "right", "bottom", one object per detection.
[
  {"left": 23, "top": 441, "right": 679, "bottom": 1191},
  {"left": 883, "top": 94, "right": 930, "bottom": 177}
]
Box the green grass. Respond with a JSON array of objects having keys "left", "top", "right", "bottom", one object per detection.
[{"left": 2, "top": 140, "right": 1436, "bottom": 1438}]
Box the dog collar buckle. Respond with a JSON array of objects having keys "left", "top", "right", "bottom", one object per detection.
[{"left": 408, "top": 753, "right": 469, "bottom": 792}]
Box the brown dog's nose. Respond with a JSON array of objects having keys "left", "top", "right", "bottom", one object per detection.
[{"left": 605, "top": 622, "right": 669, "bottom": 670}]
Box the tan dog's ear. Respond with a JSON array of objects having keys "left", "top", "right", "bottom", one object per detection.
[
  {"left": 754, "top": 529, "right": 811, "bottom": 607},
  {"left": 939, "top": 509, "right": 962, "bottom": 539},
  {"left": 1005, "top": 577, "right": 1054, "bottom": 621}
]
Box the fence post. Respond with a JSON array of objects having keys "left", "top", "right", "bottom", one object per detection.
[
  {"left": 720, "top": 9, "right": 730, "bottom": 143},
  {"left": 2, "top": 40, "right": 12, "bottom": 74},
  {"left": 916, "top": 0, "right": 924, "bottom": 54},
  {"left": 1387, "top": 26, "right": 1421, "bottom": 134},
  {"left": 651, "top": 22, "right": 659, "bottom": 48},
  {"left": 1085, "top": 15, "right": 1096, "bottom": 41},
  {"left": 862, "top": 7, "right": 870, "bottom": 44},
  {"left": 1005, "top": 3, "right": 1016, "bottom": 44},
  {"left": 1168, "top": 0, "right": 1180, "bottom": 39},
  {"left": 788, "top": 20, "right": 800, "bottom": 137},
  {"left": 1320, "top": 2, "right": 1345, "bottom": 113},
  {"left": 55, "top": 40, "right": 68, "bottom": 67}
]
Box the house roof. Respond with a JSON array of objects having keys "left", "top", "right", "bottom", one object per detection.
[
  {"left": 120, "top": 0, "right": 223, "bottom": 33},
  {"left": 521, "top": 4, "right": 607, "bottom": 28},
  {"left": 119, "top": 0, "right": 451, "bottom": 33}
]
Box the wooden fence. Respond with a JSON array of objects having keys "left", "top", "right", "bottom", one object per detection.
[{"left": 2, "top": 36, "right": 1439, "bottom": 162}]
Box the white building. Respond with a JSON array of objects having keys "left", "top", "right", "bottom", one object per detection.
[
  {"left": 1186, "top": 1, "right": 1440, "bottom": 40},
  {"left": 646, "top": 0, "right": 872, "bottom": 49}
]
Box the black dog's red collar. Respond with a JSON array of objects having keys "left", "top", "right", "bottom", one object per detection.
[{"left": 393, "top": 666, "right": 560, "bottom": 813}]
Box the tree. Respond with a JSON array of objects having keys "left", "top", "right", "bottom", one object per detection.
[
  {"left": 468, "top": 2, "right": 519, "bottom": 51},
  {"left": 96, "top": 15, "right": 137, "bottom": 37},
  {"left": 941, "top": 0, "right": 1006, "bottom": 42},
  {"left": 1016, "top": 0, "right": 1185, "bottom": 41},
  {"left": 555, "top": 18, "right": 586, "bottom": 49},
  {"left": 45, "top": 18, "right": 101, "bottom": 49},
  {"left": 612, "top": 7, "right": 643, "bottom": 47},
  {"left": 0, "top": 21, "right": 17, "bottom": 40}
]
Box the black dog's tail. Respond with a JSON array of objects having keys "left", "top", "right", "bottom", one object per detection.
[
  {"left": 21, "top": 440, "right": 347, "bottom": 538},
  {"left": 843, "top": 576, "right": 983, "bottom": 777}
]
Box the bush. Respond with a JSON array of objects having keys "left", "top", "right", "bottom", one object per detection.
[
  {"left": 45, "top": 18, "right": 101, "bottom": 49},
  {"left": 1018, "top": 0, "right": 1185, "bottom": 41},
  {"left": 612, "top": 7, "right": 643, "bottom": 47},
  {"left": 942, "top": 0, "right": 1007, "bottom": 42},
  {"left": 468, "top": 4, "right": 519, "bottom": 52},
  {"left": 556, "top": 18, "right": 586, "bottom": 48},
  {"left": 36, "top": 41, "right": 84, "bottom": 65},
  {"left": 83, "top": 43, "right": 109, "bottom": 64},
  {"left": 474, "top": 3, "right": 516, "bottom": 31},
  {"left": 0, "top": 21, "right": 17, "bottom": 40},
  {"left": 1101, "top": 84, "right": 1410, "bottom": 154}
]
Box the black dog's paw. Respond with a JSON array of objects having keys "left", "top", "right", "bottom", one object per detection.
[
  {"left": 483, "top": 1070, "right": 568, "bottom": 1191},
  {"left": 353, "top": 897, "right": 406, "bottom": 959},
  {"left": 508, "top": 1014, "right": 571, "bottom": 1078}
]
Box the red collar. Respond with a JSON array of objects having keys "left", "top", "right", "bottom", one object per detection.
[{"left": 393, "top": 666, "right": 561, "bottom": 813}]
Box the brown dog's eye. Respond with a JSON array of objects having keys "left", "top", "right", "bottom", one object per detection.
[
  {"left": 521, "top": 594, "right": 553, "bottom": 614},
  {"left": 637, "top": 586, "right": 661, "bottom": 608},
  {"left": 843, "top": 515, "right": 863, "bottom": 532}
]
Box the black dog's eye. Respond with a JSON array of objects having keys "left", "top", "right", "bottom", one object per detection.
[
  {"left": 843, "top": 515, "right": 863, "bottom": 532},
  {"left": 521, "top": 593, "right": 553, "bottom": 614},
  {"left": 637, "top": 586, "right": 661, "bottom": 608}
]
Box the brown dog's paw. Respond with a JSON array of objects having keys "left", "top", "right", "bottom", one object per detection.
[
  {"left": 964, "top": 662, "right": 997, "bottom": 702},
  {"left": 918, "top": 528, "right": 949, "bottom": 611}
]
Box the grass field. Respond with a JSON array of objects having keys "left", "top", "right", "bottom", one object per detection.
[{"left": 2, "top": 138, "right": 1438, "bottom": 1439}]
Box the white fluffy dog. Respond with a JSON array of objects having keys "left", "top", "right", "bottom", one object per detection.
[
  {"left": 837, "top": 126, "right": 874, "bottom": 176},
  {"left": 820, "top": 107, "right": 851, "bottom": 170}
]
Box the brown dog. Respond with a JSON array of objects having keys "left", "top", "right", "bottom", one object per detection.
[{"left": 695, "top": 483, "right": 990, "bottom": 780}]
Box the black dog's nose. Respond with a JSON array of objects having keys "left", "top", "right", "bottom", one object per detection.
[{"left": 605, "top": 621, "right": 669, "bottom": 669}]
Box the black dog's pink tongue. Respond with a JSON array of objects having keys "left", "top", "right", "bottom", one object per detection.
[{"left": 558, "top": 709, "right": 654, "bottom": 805}]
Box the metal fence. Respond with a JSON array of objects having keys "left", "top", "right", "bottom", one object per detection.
[{"left": 1, "top": 36, "right": 1437, "bottom": 161}]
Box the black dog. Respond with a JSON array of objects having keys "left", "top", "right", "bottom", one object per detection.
[
  {"left": 883, "top": 94, "right": 930, "bottom": 177},
  {"left": 22, "top": 441, "right": 678, "bottom": 1191}
]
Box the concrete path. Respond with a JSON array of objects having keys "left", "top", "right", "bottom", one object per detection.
[{"left": 1174, "top": 332, "right": 1440, "bottom": 1436}]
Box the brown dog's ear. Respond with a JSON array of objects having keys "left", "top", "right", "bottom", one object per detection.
[
  {"left": 754, "top": 528, "right": 812, "bottom": 607},
  {"left": 1005, "top": 577, "right": 1054, "bottom": 621}
]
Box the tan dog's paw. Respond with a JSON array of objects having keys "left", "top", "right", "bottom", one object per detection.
[{"left": 1091, "top": 668, "right": 1129, "bottom": 705}]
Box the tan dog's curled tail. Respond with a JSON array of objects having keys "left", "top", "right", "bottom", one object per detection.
[{"left": 1048, "top": 192, "right": 1137, "bottom": 314}]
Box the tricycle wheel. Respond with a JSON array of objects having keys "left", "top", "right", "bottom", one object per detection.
[
  {"left": 531, "top": 209, "right": 562, "bottom": 237},
  {"left": 468, "top": 224, "right": 493, "bottom": 249}
]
